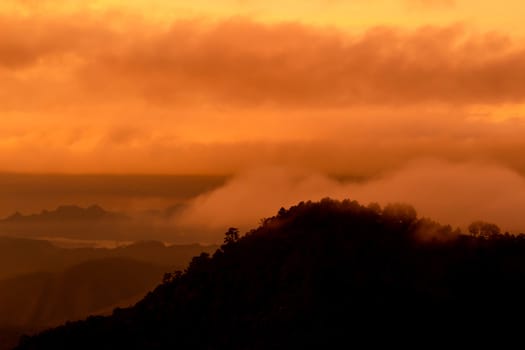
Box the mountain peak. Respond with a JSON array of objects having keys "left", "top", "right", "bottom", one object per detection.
[{"left": 2, "top": 205, "right": 127, "bottom": 223}]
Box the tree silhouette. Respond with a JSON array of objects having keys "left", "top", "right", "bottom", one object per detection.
[
  {"left": 223, "top": 227, "right": 240, "bottom": 245},
  {"left": 383, "top": 203, "right": 417, "bottom": 225},
  {"left": 468, "top": 221, "right": 501, "bottom": 238}
]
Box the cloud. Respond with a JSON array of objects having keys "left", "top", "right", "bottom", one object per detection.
[
  {"left": 0, "top": 15, "right": 113, "bottom": 69},
  {"left": 82, "top": 20, "right": 525, "bottom": 107},
  {"left": 2, "top": 15, "right": 525, "bottom": 175},
  {"left": 4, "top": 115, "right": 525, "bottom": 178},
  {"left": 1, "top": 16, "right": 525, "bottom": 108},
  {"left": 175, "top": 161, "right": 525, "bottom": 242}
]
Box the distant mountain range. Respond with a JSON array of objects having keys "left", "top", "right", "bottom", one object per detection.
[
  {"left": 0, "top": 204, "right": 192, "bottom": 241},
  {"left": 1, "top": 205, "right": 128, "bottom": 223},
  {"left": 0, "top": 258, "right": 165, "bottom": 329},
  {"left": 0, "top": 236, "right": 216, "bottom": 349},
  {"left": 0, "top": 236, "right": 217, "bottom": 281}
]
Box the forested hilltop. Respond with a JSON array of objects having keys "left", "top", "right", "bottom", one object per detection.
[{"left": 16, "top": 198, "right": 525, "bottom": 349}]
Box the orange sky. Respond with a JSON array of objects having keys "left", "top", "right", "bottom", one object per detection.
[{"left": 2, "top": 0, "right": 525, "bottom": 175}]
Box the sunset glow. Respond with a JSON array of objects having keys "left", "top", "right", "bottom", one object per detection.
[{"left": 1, "top": 0, "right": 525, "bottom": 175}]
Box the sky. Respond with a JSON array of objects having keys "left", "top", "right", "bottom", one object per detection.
[
  {"left": 2, "top": 1, "right": 525, "bottom": 237},
  {"left": 1, "top": 0, "right": 525, "bottom": 175}
]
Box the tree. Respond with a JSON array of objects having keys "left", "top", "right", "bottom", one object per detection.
[
  {"left": 367, "top": 202, "right": 382, "bottom": 215},
  {"left": 468, "top": 221, "right": 501, "bottom": 238},
  {"left": 383, "top": 203, "right": 417, "bottom": 225},
  {"left": 162, "top": 270, "right": 183, "bottom": 284},
  {"left": 224, "top": 227, "right": 240, "bottom": 245}
]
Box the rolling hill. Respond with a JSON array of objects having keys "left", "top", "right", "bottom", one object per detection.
[
  {"left": 0, "top": 237, "right": 216, "bottom": 281},
  {"left": 0, "top": 237, "right": 216, "bottom": 350},
  {"left": 0, "top": 258, "right": 164, "bottom": 329}
]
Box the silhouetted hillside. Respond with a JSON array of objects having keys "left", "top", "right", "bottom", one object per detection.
[
  {"left": 0, "top": 258, "right": 169, "bottom": 331},
  {"left": 0, "top": 237, "right": 216, "bottom": 280},
  {"left": 15, "top": 199, "right": 525, "bottom": 349},
  {"left": 0, "top": 238, "right": 59, "bottom": 280},
  {"left": 0, "top": 238, "right": 217, "bottom": 348},
  {"left": 0, "top": 329, "right": 27, "bottom": 350}
]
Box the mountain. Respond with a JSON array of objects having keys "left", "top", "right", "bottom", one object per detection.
[
  {"left": 0, "top": 238, "right": 60, "bottom": 280},
  {"left": 1, "top": 205, "right": 128, "bottom": 223},
  {"left": 0, "top": 239, "right": 216, "bottom": 349},
  {"left": 0, "top": 205, "right": 134, "bottom": 241},
  {"left": 15, "top": 198, "right": 525, "bottom": 349},
  {"left": 0, "top": 329, "right": 26, "bottom": 350},
  {"left": 0, "top": 236, "right": 217, "bottom": 281},
  {"left": 0, "top": 258, "right": 166, "bottom": 330},
  {"left": 0, "top": 204, "right": 196, "bottom": 242}
]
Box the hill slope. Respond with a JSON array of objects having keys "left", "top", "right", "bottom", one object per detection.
[
  {"left": 0, "top": 237, "right": 216, "bottom": 280},
  {"left": 0, "top": 240, "right": 216, "bottom": 349},
  {"left": 15, "top": 199, "right": 525, "bottom": 349},
  {"left": 0, "top": 258, "right": 166, "bottom": 330}
]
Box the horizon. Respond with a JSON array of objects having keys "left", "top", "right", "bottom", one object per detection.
[{"left": 3, "top": 161, "right": 525, "bottom": 240}]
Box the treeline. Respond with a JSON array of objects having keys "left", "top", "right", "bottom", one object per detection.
[{"left": 16, "top": 198, "right": 525, "bottom": 349}]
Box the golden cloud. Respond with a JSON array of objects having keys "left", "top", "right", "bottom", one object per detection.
[{"left": 1, "top": 16, "right": 524, "bottom": 109}]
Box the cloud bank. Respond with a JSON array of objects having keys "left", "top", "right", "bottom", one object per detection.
[
  {"left": 2, "top": 17, "right": 525, "bottom": 108},
  {"left": 176, "top": 161, "right": 525, "bottom": 242},
  {"left": 2, "top": 15, "right": 525, "bottom": 175}
]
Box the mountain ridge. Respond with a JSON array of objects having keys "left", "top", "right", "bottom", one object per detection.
[{"left": 1, "top": 205, "right": 128, "bottom": 223}]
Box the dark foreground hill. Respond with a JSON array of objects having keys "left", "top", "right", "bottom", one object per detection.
[{"left": 15, "top": 199, "right": 525, "bottom": 349}]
